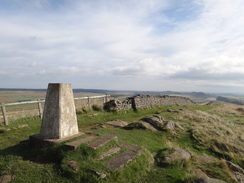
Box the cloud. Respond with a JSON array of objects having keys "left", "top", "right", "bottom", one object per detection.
[{"left": 1, "top": 0, "right": 244, "bottom": 92}]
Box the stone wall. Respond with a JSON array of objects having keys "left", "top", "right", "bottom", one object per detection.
[
  {"left": 104, "top": 94, "right": 195, "bottom": 111},
  {"left": 104, "top": 98, "right": 133, "bottom": 111},
  {"left": 133, "top": 95, "right": 195, "bottom": 110}
]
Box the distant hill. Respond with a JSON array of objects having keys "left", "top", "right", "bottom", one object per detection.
[{"left": 216, "top": 96, "right": 244, "bottom": 105}]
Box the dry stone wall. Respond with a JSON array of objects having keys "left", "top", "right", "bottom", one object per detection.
[{"left": 104, "top": 94, "right": 195, "bottom": 111}]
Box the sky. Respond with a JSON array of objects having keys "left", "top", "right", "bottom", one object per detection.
[{"left": 0, "top": 0, "right": 244, "bottom": 93}]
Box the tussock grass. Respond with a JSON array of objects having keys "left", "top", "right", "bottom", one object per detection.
[{"left": 0, "top": 103, "right": 243, "bottom": 182}]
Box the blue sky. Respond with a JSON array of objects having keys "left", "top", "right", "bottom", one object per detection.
[{"left": 1, "top": 0, "right": 244, "bottom": 92}]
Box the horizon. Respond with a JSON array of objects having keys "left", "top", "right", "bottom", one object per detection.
[
  {"left": 1, "top": 0, "right": 244, "bottom": 93},
  {"left": 1, "top": 87, "right": 244, "bottom": 95}
]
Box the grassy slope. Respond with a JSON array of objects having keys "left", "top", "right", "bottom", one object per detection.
[{"left": 0, "top": 103, "right": 243, "bottom": 182}]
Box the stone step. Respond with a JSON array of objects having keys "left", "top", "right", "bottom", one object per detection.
[
  {"left": 97, "top": 147, "right": 121, "bottom": 160},
  {"left": 104, "top": 150, "right": 139, "bottom": 171},
  {"left": 89, "top": 135, "right": 117, "bottom": 150},
  {"left": 119, "top": 142, "right": 143, "bottom": 152},
  {"left": 64, "top": 135, "right": 96, "bottom": 150}
]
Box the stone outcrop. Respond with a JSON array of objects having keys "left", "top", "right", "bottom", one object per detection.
[
  {"left": 104, "top": 94, "right": 195, "bottom": 111},
  {"left": 155, "top": 147, "right": 191, "bottom": 166},
  {"left": 140, "top": 115, "right": 165, "bottom": 130}
]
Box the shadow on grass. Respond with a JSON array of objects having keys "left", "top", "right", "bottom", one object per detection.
[{"left": 0, "top": 140, "right": 67, "bottom": 164}]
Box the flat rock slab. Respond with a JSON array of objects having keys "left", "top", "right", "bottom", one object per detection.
[
  {"left": 97, "top": 147, "right": 121, "bottom": 160},
  {"left": 104, "top": 150, "right": 138, "bottom": 171},
  {"left": 107, "top": 120, "right": 128, "bottom": 127},
  {"left": 89, "top": 135, "right": 117, "bottom": 150},
  {"left": 65, "top": 136, "right": 96, "bottom": 150},
  {"left": 119, "top": 142, "right": 143, "bottom": 152}
]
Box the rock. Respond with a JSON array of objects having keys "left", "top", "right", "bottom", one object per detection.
[
  {"left": 209, "top": 130, "right": 222, "bottom": 136},
  {"left": 211, "top": 140, "right": 244, "bottom": 157},
  {"left": 107, "top": 120, "right": 128, "bottom": 128},
  {"left": 236, "top": 108, "right": 244, "bottom": 112},
  {"left": 226, "top": 161, "right": 244, "bottom": 174},
  {"left": 155, "top": 147, "right": 191, "bottom": 166},
  {"left": 139, "top": 122, "right": 158, "bottom": 131},
  {"left": 164, "top": 121, "right": 184, "bottom": 131},
  {"left": 166, "top": 109, "right": 179, "bottom": 113},
  {"left": 67, "top": 160, "right": 79, "bottom": 171},
  {"left": 164, "top": 121, "right": 175, "bottom": 130},
  {"left": 0, "top": 175, "right": 15, "bottom": 183},
  {"left": 226, "top": 161, "right": 244, "bottom": 182},
  {"left": 124, "top": 122, "right": 157, "bottom": 131},
  {"left": 195, "top": 177, "right": 227, "bottom": 183},
  {"left": 233, "top": 171, "right": 244, "bottom": 183},
  {"left": 89, "top": 170, "right": 107, "bottom": 179},
  {"left": 87, "top": 113, "right": 99, "bottom": 117},
  {"left": 18, "top": 124, "right": 28, "bottom": 128},
  {"left": 195, "top": 155, "right": 216, "bottom": 164},
  {"left": 140, "top": 115, "right": 165, "bottom": 130},
  {"left": 194, "top": 169, "right": 208, "bottom": 179}
]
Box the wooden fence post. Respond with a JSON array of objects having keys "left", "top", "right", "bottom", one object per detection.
[
  {"left": 103, "top": 95, "right": 106, "bottom": 104},
  {"left": 105, "top": 94, "right": 109, "bottom": 102},
  {"left": 1, "top": 103, "right": 9, "bottom": 125},
  {"left": 37, "top": 100, "right": 43, "bottom": 119},
  {"left": 87, "top": 96, "right": 91, "bottom": 109}
]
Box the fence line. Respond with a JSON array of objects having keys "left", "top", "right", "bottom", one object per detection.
[{"left": 0, "top": 94, "right": 110, "bottom": 125}]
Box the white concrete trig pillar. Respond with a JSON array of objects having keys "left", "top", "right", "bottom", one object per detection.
[{"left": 40, "top": 83, "right": 79, "bottom": 139}]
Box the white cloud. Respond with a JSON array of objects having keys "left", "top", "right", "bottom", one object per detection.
[{"left": 1, "top": 0, "right": 244, "bottom": 92}]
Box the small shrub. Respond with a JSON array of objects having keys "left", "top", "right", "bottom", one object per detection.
[
  {"left": 91, "top": 104, "right": 102, "bottom": 111},
  {"left": 82, "top": 107, "right": 89, "bottom": 113},
  {"left": 76, "top": 109, "right": 83, "bottom": 115}
]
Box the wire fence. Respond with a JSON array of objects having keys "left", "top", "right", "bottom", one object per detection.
[{"left": 0, "top": 94, "right": 110, "bottom": 125}]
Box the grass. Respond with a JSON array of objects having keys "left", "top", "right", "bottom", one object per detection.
[{"left": 0, "top": 103, "right": 243, "bottom": 182}]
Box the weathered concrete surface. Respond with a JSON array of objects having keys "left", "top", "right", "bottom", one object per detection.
[
  {"left": 40, "top": 83, "right": 79, "bottom": 139},
  {"left": 89, "top": 135, "right": 117, "bottom": 149},
  {"left": 119, "top": 142, "right": 143, "bottom": 152},
  {"left": 104, "top": 150, "right": 138, "bottom": 171},
  {"left": 29, "top": 132, "right": 84, "bottom": 145},
  {"left": 64, "top": 136, "right": 96, "bottom": 150},
  {"left": 97, "top": 147, "right": 121, "bottom": 160}
]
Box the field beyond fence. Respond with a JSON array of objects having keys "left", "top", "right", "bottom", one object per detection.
[{"left": 0, "top": 94, "right": 110, "bottom": 125}]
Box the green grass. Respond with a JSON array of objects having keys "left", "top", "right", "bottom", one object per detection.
[{"left": 0, "top": 103, "right": 242, "bottom": 183}]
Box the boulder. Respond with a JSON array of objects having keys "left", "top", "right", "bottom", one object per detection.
[
  {"left": 164, "top": 121, "right": 184, "bottom": 131},
  {"left": 139, "top": 122, "right": 158, "bottom": 131},
  {"left": 140, "top": 115, "right": 165, "bottom": 130},
  {"left": 155, "top": 147, "right": 191, "bottom": 166}
]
